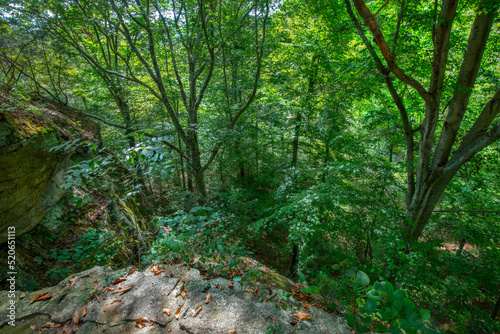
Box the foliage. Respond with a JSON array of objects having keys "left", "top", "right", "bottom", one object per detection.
[
  {"left": 146, "top": 206, "right": 250, "bottom": 273},
  {"left": 343, "top": 279, "right": 434, "bottom": 334},
  {"left": 1, "top": 0, "right": 500, "bottom": 332}
]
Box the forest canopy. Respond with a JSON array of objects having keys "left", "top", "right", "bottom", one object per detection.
[{"left": 0, "top": 0, "right": 499, "bottom": 333}]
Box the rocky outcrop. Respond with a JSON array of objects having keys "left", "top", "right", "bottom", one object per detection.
[
  {"left": 0, "top": 264, "right": 353, "bottom": 334},
  {"left": 0, "top": 94, "right": 99, "bottom": 243}
]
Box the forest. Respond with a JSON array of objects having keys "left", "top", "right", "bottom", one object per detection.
[{"left": 0, "top": 0, "right": 499, "bottom": 333}]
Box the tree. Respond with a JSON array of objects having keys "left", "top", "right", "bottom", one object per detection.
[
  {"left": 345, "top": 0, "right": 499, "bottom": 242},
  {"left": 18, "top": 0, "right": 269, "bottom": 202}
]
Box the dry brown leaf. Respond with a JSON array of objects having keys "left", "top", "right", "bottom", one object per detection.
[
  {"left": 163, "top": 308, "right": 171, "bottom": 316},
  {"left": 215, "top": 284, "right": 222, "bottom": 289},
  {"left": 30, "top": 292, "right": 52, "bottom": 304},
  {"left": 193, "top": 305, "right": 202, "bottom": 317},
  {"left": 80, "top": 274, "right": 90, "bottom": 278},
  {"left": 20, "top": 292, "right": 25, "bottom": 299},
  {"left": 292, "top": 312, "right": 311, "bottom": 324},
  {"left": 135, "top": 317, "right": 150, "bottom": 329},
  {"left": 111, "top": 298, "right": 122, "bottom": 304},
  {"left": 68, "top": 276, "right": 78, "bottom": 286},
  {"left": 120, "top": 286, "right": 132, "bottom": 294},
  {"left": 82, "top": 305, "right": 87, "bottom": 317},
  {"left": 228, "top": 281, "right": 234, "bottom": 289},
  {"left": 127, "top": 268, "right": 138, "bottom": 275},
  {"left": 96, "top": 294, "right": 101, "bottom": 303},
  {"left": 72, "top": 310, "right": 80, "bottom": 324},
  {"left": 40, "top": 322, "right": 56, "bottom": 328},
  {"left": 30, "top": 324, "right": 36, "bottom": 329},
  {"left": 302, "top": 303, "right": 311, "bottom": 312},
  {"left": 112, "top": 278, "right": 127, "bottom": 284},
  {"left": 205, "top": 292, "right": 211, "bottom": 304},
  {"left": 111, "top": 286, "right": 131, "bottom": 294},
  {"left": 92, "top": 280, "right": 99, "bottom": 290},
  {"left": 151, "top": 263, "right": 160, "bottom": 272},
  {"left": 229, "top": 330, "right": 237, "bottom": 333},
  {"left": 180, "top": 290, "right": 187, "bottom": 298},
  {"left": 117, "top": 282, "right": 122, "bottom": 290},
  {"left": 102, "top": 287, "right": 115, "bottom": 293},
  {"left": 154, "top": 270, "right": 165, "bottom": 276},
  {"left": 175, "top": 304, "right": 184, "bottom": 320}
]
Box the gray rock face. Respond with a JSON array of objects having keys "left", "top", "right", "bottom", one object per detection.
[
  {"left": 0, "top": 265, "right": 353, "bottom": 334},
  {"left": 0, "top": 94, "right": 99, "bottom": 244},
  {"left": 0, "top": 128, "right": 70, "bottom": 243}
]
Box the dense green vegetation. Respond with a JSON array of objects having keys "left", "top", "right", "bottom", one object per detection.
[{"left": 1, "top": 0, "right": 499, "bottom": 332}]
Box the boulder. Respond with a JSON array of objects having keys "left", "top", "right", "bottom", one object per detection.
[
  {"left": 0, "top": 264, "right": 353, "bottom": 333},
  {"left": 0, "top": 94, "right": 99, "bottom": 243}
]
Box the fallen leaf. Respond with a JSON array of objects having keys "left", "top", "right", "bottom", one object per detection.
[
  {"left": 112, "top": 278, "right": 127, "bottom": 284},
  {"left": 229, "top": 330, "right": 237, "bottom": 333},
  {"left": 205, "top": 292, "right": 211, "bottom": 304},
  {"left": 292, "top": 312, "right": 311, "bottom": 324},
  {"left": 165, "top": 273, "right": 174, "bottom": 278},
  {"left": 30, "top": 292, "right": 52, "bottom": 304},
  {"left": 40, "top": 322, "right": 56, "bottom": 328},
  {"left": 215, "top": 284, "right": 222, "bottom": 289},
  {"left": 72, "top": 309, "right": 80, "bottom": 324},
  {"left": 254, "top": 287, "right": 260, "bottom": 298},
  {"left": 127, "top": 268, "right": 138, "bottom": 275},
  {"left": 120, "top": 286, "right": 132, "bottom": 294},
  {"left": 154, "top": 270, "right": 165, "bottom": 276},
  {"left": 163, "top": 308, "right": 171, "bottom": 316},
  {"left": 193, "top": 305, "right": 202, "bottom": 317},
  {"left": 111, "top": 286, "right": 131, "bottom": 294},
  {"left": 180, "top": 290, "right": 187, "bottom": 298},
  {"left": 228, "top": 281, "right": 234, "bottom": 289},
  {"left": 111, "top": 298, "right": 122, "bottom": 304},
  {"left": 82, "top": 306, "right": 87, "bottom": 317},
  {"left": 102, "top": 287, "right": 115, "bottom": 293},
  {"left": 135, "top": 317, "right": 150, "bottom": 329},
  {"left": 92, "top": 280, "right": 99, "bottom": 290},
  {"left": 302, "top": 303, "right": 311, "bottom": 312},
  {"left": 96, "top": 294, "right": 101, "bottom": 303},
  {"left": 68, "top": 277, "right": 78, "bottom": 286},
  {"left": 175, "top": 304, "right": 184, "bottom": 320},
  {"left": 30, "top": 324, "right": 36, "bottom": 329},
  {"left": 20, "top": 292, "right": 25, "bottom": 299},
  {"left": 80, "top": 274, "right": 90, "bottom": 278}
]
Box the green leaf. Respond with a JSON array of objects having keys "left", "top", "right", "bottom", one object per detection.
[
  {"left": 356, "top": 271, "right": 370, "bottom": 286},
  {"left": 419, "top": 309, "right": 431, "bottom": 321},
  {"left": 364, "top": 300, "right": 377, "bottom": 315},
  {"left": 393, "top": 289, "right": 405, "bottom": 299},
  {"left": 375, "top": 322, "right": 387, "bottom": 333},
  {"left": 233, "top": 276, "right": 242, "bottom": 282},
  {"left": 345, "top": 269, "right": 356, "bottom": 278},
  {"left": 388, "top": 326, "right": 404, "bottom": 334}
]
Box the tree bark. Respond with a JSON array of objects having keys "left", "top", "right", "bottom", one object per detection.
[
  {"left": 350, "top": 0, "right": 500, "bottom": 243},
  {"left": 492, "top": 292, "right": 500, "bottom": 320}
]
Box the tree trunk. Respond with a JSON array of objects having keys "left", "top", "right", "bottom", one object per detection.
[
  {"left": 291, "top": 110, "right": 301, "bottom": 167},
  {"left": 289, "top": 244, "right": 299, "bottom": 278},
  {"left": 491, "top": 292, "right": 500, "bottom": 320}
]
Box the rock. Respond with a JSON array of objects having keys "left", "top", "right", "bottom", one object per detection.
[
  {"left": 0, "top": 264, "right": 353, "bottom": 334},
  {"left": 0, "top": 94, "right": 99, "bottom": 243}
]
